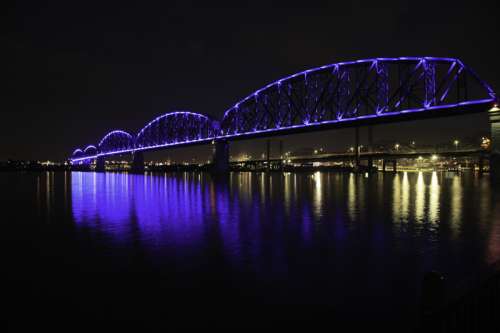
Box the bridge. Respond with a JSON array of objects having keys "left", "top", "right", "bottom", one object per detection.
[
  {"left": 232, "top": 149, "right": 487, "bottom": 172},
  {"left": 69, "top": 57, "right": 499, "bottom": 176}
]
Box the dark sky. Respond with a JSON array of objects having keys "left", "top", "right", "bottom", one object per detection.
[{"left": 3, "top": 0, "right": 499, "bottom": 161}]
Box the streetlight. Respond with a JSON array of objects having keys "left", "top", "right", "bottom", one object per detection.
[
  {"left": 481, "top": 137, "right": 491, "bottom": 150},
  {"left": 454, "top": 139, "right": 459, "bottom": 151},
  {"left": 394, "top": 143, "right": 400, "bottom": 151}
]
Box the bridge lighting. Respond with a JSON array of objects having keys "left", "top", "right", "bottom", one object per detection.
[
  {"left": 454, "top": 140, "right": 459, "bottom": 150},
  {"left": 431, "top": 154, "right": 438, "bottom": 161},
  {"left": 394, "top": 143, "right": 400, "bottom": 151},
  {"left": 349, "top": 147, "right": 354, "bottom": 152},
  {"left": 70, "top": 58, "right": 497, "bottom": 163},
  {"left": 418, "top": 156, "right": 423, "bottom": 160},
  {"left": 314, "top": 149, "right": 318, "bottom": 154}
]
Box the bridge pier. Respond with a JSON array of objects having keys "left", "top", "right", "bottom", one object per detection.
[
  {"left": 95, "top": 156, "right": 105, "bottom": 172},
  {"left": 367, "top": 156, "right": 373, "bottom": 172},
  {"left": 213, "top": 140, "right": 229, "bottom": 174},
  {"left": 382, "top": 160, "right": 387, "bottom": 172},
  {"left": 489, "top": 105, "right": 500, "bottom": 182},
  {"left": 266, "top": 139, "right": 271, "bottom": 171},
  {"left": 354, "top": 127, "right": 360, "bottom": 171},
  {"left": 131, "top": 151, "right": 144, "bottom": 173},
  {"left": 479, "top": 155, "right": 485, "bottom": 174},
  {"left": 392, "top": 160, "right": 397, "bottom": 172}
]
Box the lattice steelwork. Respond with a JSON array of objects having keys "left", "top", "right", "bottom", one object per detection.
[
  {"left": 220, "top": 57, "right": 496, "bottom": 137},
  {"left": 83, "top": 145, "right": 97, "bottom": 156},
  {"left": 98, "top": 130, "right": 134, "bottom": 155},
  {"left": 72, "top": 148, "right": 84, "bottom": 158},
  {"left": 69, "top": 57, "right": 497, "bottom": 163},
  {"left": 135, "top": 111, "right": 217, "bottom": 150}
]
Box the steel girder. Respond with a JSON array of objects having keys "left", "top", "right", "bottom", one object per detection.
[
  {"left": 220, "top": 57, "right": 496, "bottom": 137},
  {"left": 98, "top": 130, "right": 134, "bottom": 155},
  {"left": 135, "top": 111, "right": 217, "bottom": 150},
  {"left": 69, "top": 57, "right": 497, "bottom": 162}
]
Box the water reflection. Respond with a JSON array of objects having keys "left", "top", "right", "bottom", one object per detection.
[
  {"left": 347, "top": 173, "right": 357, "bottom": 221},
  {"left": 451, "top": 175, "right": 462, "bottom": 237},
  {"left": 312, "top": 171, "right": 322, "bottom": 219},
  {"left": 68, "top": 171, "right": 500, "bottom": 287},
  {"left": 429, "top": 172, "right": 440, "bottom": 224},
  {"left": 415, "top": 172, "right": 426, "bottom": 223}
]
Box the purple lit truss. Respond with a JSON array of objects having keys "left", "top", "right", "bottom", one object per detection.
[
  {"left": 135, "top": 111, "right": 217, "bottom": 150},
  {"left": 70, "top": 57, "right": 497, "bottom": 162},
  {"left": 219, "top": 57, "right": 497, "bottom": 137},
  {"left": 83, "top": 145, "right": 97, "bottom": 156},
  {"left": 98, "top": 130, "right": 134, "bottom": 155}
]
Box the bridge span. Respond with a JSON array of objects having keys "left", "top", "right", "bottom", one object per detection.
[{"left": 69, "top": 57, "right": 499, "bottom": 176}]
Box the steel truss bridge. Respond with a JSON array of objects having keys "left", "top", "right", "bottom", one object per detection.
[{"left": 70, "top": 57, "right": 497, "bottom": 164}]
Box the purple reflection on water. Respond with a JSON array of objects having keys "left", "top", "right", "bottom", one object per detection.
[{"left": 69, "top": 171, "right": 500, "bottom": 323}]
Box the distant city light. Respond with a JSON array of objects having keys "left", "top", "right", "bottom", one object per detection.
[{"left": 481, "top": 137, "right": 491, "bottom": 150}]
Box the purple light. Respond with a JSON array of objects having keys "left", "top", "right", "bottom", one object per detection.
[
  {"left": 72, "top": 148, "right": 83, "bottom": 156},
  {"left": 216, "top": 98, "right": 496, "bottom": 140},
  {"left": 98, "top": 130, "right": 133, "bottom": 147},
  {"left": 136, "top": 110, "right": 214, "bottom": 139},
  {"left": 83, "top": 145, "right": 97, "bottom": 153},
  {"left": 70, "top": 57, "right": 498, "bottom": 161},
  {"left": 221, "top": 56, "right": 497, "bottom": 120}
]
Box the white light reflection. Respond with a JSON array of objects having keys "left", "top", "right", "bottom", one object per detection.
[
  {"left": 415, "top": 172, "right": 425, "bottom": 223},
  {"left": 401, "top": 172, "right": 409, "bottom": 222},
  {"left": 450, "top": 175, "right": 462, "bottom": 237},
  {"left": 312, "top": 171, "right": 322, "bottom": 219},
  {"left": 284, "top": 172, "right": 291, "bottom": 214},
  {"left": 429, "top": 171, "right": 440, "bottom": 224},
  {"left": 348, "top": 173, "right": 356, "bottom": 221},
  {"left": 392, "top": 173, "right": 401, "bottom": 222}
]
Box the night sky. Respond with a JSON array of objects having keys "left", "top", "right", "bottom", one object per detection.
[{"left": 3, "top": 0, "right": 499, "bottom": 161}]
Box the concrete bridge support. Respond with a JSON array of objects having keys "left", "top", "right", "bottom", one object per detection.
[
  {"left": 95, "top": 156, "right": 105, "bottom": 172},
  {"left": 131, "top": 151, "right": 144, "bottom": 173},
  {"left": 478, "top": 155, "right": 485, "bottom": 174},
  {"left": 489, "top": 105, "right": 500, "bottom": 182},
  {"left": 213, "top": 140, "right": 229, "bottom": 174},
  {"left": 367, "top": 156, "right": 373, "bottom": 172},
  {"left": 354, "top": 127, "right": 360, "bottom": 171},
  {"left": 266, "top": 139, "right": 271, "bottom": 171}
]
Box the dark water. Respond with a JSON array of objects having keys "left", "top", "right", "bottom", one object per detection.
[{"left": 3, "top": 171, "right": 500, "bottom": 331}]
